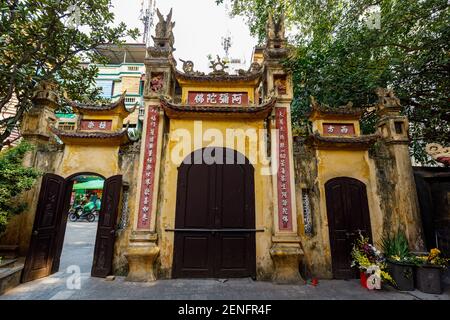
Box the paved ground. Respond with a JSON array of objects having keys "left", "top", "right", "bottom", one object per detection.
[
  {"left": 1, "top": 220, "right": 449, "bottom": 300},
  {"left": 59, "top": 220, "right": 98, "bottom": 273},
  {"left": 1, "top": 275, "right": 449, "bottom": 300}
]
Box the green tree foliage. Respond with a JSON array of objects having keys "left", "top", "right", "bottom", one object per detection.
[
  {"left": 216, "top": 0, "right": 450, "bottom": 163},
  {"left": 0, "top": 0, "right": 139, "bottom": 149},
  {"left": 0, "top": 141, "right": 40, "bottom": 234}
]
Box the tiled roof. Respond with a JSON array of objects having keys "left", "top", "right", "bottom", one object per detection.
[
  {"left": 49, "top": 126, "right": 131, "bottom": 145},
  {"left": 306, "top": 132, "right": 380, "bottom": 149},
  {"left": 173, "top": 68, "right": 263, "bottom": 84},
  {"left": 308, "top": 97, "right": 364, "bottom": 119},
  {"left": 70, "top": 92, "right": 136, "bottom": 114}
]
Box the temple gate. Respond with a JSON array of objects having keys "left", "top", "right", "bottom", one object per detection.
[{"left": 0, "top": 8, "right": 427, "bottom": 285}]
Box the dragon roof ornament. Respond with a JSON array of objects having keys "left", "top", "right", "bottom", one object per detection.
[
  {"left": 426, "top": 143, "right": 450, "bottom": 167},
  {"left": 152, "top": 8, "right": 175, "bottom": 51},
  {"left": 375, "top": 87, "right": 402, "bottom": 115}
]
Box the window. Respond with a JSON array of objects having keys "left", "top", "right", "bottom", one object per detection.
[
  {"left": 125, "top": 97, "right": 136, "bottom": 103},
  {"left": 394, "top": 121, "right": 403, "bottom": 134},
  {"left": 139, "top": 80, "right": 145, "bottom": 95},
  {"left": 96, "top": 80, "right": 113, "bottom": 99},
  {"left": 302, "top": 189, "right": 313, "bottom": 236},
  {"left": 128, "top": 66, "right": 139, "bottom": 71}
]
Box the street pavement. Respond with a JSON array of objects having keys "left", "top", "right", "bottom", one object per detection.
[
  {"left": 59, "top": 220, "right": 98, "bottom": 274},
  {"left": 1, "top": 274, "right": 449, "bottom": 300},
  {"left": 0, "top": 220, "right": 448, "bottom": 300}
]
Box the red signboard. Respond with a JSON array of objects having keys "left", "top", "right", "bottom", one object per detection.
[
  {"left": 276, "top": 107, "right": 293, "bottom": 231},
  {"left": 323, "top": 123, "right": 355, "bottom": 136},
  {"left": 80, "top": 120, "right": 112, "bottom": 131},
  {"left": 188, "top": 92, "right": 249, "bottom": 105},
  {"left": 137, "top": 107, "right": 160, "bottom": 229}
]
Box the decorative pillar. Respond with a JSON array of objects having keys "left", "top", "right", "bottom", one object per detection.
[
  {"left": 125, "top": 8, "right": 176, "bottom": 282},
  {"left": 264, "top": 13, "right": 304, "bottom": 283},
  {"left": 8, "top": 81, "right": 61, "bottom": 256},
  {"left": 375, "top": 88, "right": 425, "bottom": 251},
  {"left": 21, "top": 81, "right": 59, "bottom": 144}
]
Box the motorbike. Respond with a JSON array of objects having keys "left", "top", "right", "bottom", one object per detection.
[{"left": 68, "top": 202, "right": 97, "bottom": 222}]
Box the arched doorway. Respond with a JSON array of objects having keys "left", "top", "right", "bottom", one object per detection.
[
  {"left": 172, "top": 147, "right": 256, "bottom": 278},
  {"left": 21, "top": 173, "right": 122, "bottom": 282},
  {"left": 325, "top": 177, "right": 372, "bottom": 279},
  {"left": 58, "top": 173, "right": 104, "bottom": 277}
]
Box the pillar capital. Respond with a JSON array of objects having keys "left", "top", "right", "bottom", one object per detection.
[
  {"left": 375, "top": 88, "right": 409, "bottom": 144},
  {"left": 31, "top": 80, "right": 59, "bottom": 109},
  {"left": 21, "top": 81, "right": 59, "bottom": 144},
  {"left": 375, "top": 87, "right": 402, "bottom": 117}
]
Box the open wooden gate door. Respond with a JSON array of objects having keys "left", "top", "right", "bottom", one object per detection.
[
  {"left": 325, "top": 177, "right": 372, "bottom": 279},
  {"left": 22, "top": 173, "right": 68, "bottom": 283},
  {"left": 91, "top": 175, "right": 122, "bottom": 278}
]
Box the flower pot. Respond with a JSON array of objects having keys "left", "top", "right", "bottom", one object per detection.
[
  {"left": 360, "top": 271, "right": 368, "bottom": 289},
  {"left": 387, "top": 261, "right": 414, "bottom": 291},
  {"left": 415, "top": 265, "right": 443, "bottom": 294}
]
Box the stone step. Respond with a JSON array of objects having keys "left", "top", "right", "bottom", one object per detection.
[
  {"left": 0, "top": 263, "right": 24, "bottom": 295},
  {"left": 0, "top": 245, "right": 19, "bottom": 259},
  {"left": 0, "top": 259, "right": 18, "bottom": 268}
]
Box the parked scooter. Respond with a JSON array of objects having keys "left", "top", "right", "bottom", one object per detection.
[{"left": 68, "top": 202, "right": 97, "bottom": 222}]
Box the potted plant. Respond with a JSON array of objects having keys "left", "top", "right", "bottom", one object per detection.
[
  {"left": 380, "top": 231, "right": 416, "bottom": 291},
  {"left": 351, "top": 233, "right": 394, "bottom": 289},
  {"left": 414, "top": 248, "right": 449, "bottom": 294}
]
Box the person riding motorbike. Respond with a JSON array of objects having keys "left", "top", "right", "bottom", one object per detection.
[{"left": 69, "top": 199, "right": 97, "bottom": 222}]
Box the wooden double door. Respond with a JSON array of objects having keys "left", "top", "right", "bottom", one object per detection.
[
  {"left": 173, "top": 148, "right": 256, "bottom": 278},
  {"left": 325, "top": 177, "right": 372, "bottom": 279},
  {"left": 21, "top": 173, "right": 122, "bottom": 283}
]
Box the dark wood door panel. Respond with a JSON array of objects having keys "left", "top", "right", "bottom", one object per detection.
[
  {"left": 215, "top": 233, "right": 256, "bottom": 278},
  {"left": 184, "top": 165, "right": 213, "bottom": 228},
  {"left": 29, "top": 235, "right": 53, "bottom": 270},
  {"left": 91, "top": 175, "right": 122, "bottom": 278},
  {"left": 326, "top": 177, "right": 372, "bottom": 279},
  {"left": 220, "top": 165, "right": 246, "bottom": 228},
  {"left": 173, "top": 148, "right": 256, "bottom": 279},
  {"left": 22, "top": 174, "right": 67, "bottom": 283},
  {"left": 173, "top": 233, "right": 214, "bottom": 278},
  {"left": 91, "top": 236, "right": 111, "bottom": 275}
]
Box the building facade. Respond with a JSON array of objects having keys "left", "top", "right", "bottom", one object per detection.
[
  {"left": 55, "top": 44, "right": 147, "bottom": 133},
  {"left": 0, "top": 94, "right": 22, "bottom": 147},
  {"left": 1, "top": 10, "right": 426, "bottom": 284}
]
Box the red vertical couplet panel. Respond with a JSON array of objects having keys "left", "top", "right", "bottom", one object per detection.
[
  {"left": 137, "top": 107, "right": 160, "bottom": 229},
  {"left": 276, "top": 107, "right": 293, "bottom": 231}
]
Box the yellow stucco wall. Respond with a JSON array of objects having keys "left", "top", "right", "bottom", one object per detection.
[
  {"left": 57, "top": 145, "right": 120, "bottom": 178},
  {"left": 298, "top": 148, "right": 383, "bottom": 278},
  {"left": 156, "top": 118, "right": 275, "bottom": 279}
]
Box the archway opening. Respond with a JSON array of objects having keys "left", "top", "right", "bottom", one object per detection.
[
  {"left": 59, "top": 173, "right": 105, "bottom": 274},
  {"left": 22, "top": 172, "right": 123, "bottom": 283}
]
